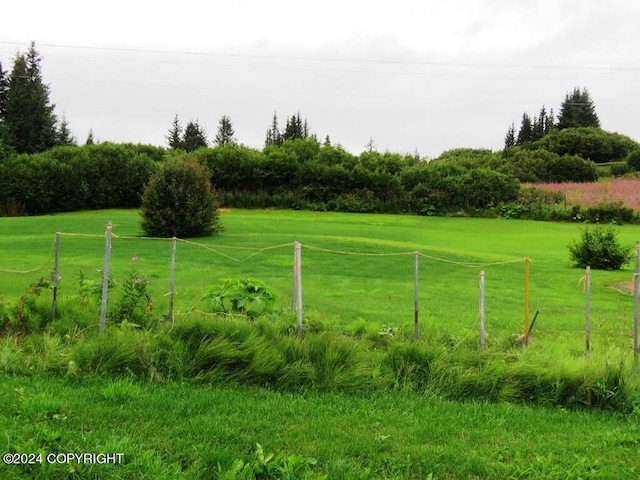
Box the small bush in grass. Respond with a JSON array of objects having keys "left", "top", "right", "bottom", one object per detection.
[
  {"left": 568, "top": 225, "right": 633, "bottom": 270},
  {"left": 141, "top": 158, "right": 221, "bottom": 238}
]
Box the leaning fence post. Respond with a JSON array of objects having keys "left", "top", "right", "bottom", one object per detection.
[
  {"left": 168, "top": 237, "right": 177, "bottom": 324},
  {"left": 99, "top": 221, "right": 113, "bottom": 334},
  {"left": 51, "top": 231, "right": 61, "bottom": 322},
  {"left": 585, "top": 266, "right": 591, "bottom": 359},
  {"left": 414, "top": 251, "right": 419, "bottom": 340},
  {"left": 479, "top": 271, "right": 486, "bottom": 351},
  {"left": 293, "top": 241, "right": 303, "bottom": 338},
  {"left": 633, "top": 242, "right": 639, "bottom": 357}
]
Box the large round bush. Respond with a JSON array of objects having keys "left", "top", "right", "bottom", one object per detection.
[{"left": 141, "top": 158, "right": 221, "bottom": 238}]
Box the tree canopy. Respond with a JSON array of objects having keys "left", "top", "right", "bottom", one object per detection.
[
  {"left": 557, "top": 87, "right": 600, "bottom": 130},
  {"left": 1, "top": 43, "right": 59, "bottom": 154}
]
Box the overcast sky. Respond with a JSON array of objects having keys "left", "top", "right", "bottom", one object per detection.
[{"left": 2, "top": 0, "right": 639, "bottom": 158}]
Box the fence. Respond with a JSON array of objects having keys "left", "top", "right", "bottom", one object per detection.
[{"left": 2, "top": 223, "right": 639, "bottom": 355}]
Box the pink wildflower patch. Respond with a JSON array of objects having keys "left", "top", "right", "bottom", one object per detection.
[{"left": 530, "top": 179, "right": 640, "bottom": 211}]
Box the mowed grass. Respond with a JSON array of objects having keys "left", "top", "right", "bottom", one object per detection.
[
  {"left": 1, "top": 208, "right": 639, "bottom": 353},
  {"left": 2, "top": 209, "right": 640, "bottom": 479},
  {"left": 1, "top": 374, "right": 639, "bottom": 480}
]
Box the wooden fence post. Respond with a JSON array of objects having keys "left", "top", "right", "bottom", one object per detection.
[
  {"left": 633, "top": 242, "right": 639, "bottom": 357},
  {"left": 294, "top": 241, "right": 303, "bottom": 338},
  {"left": 479, "top": 271, "right": 486, "bottom": 351},
  {"left": 414, "top": 251, "right": 419, "bottom": 340},
  {"left": 524, "top": 256, "right": 530, "bottom": 338},
  {"left": 51, "top": 231, "right": 60, "bottom": 322},
  {"left": 99, "top": 221, "right": 113, "bottom": 334},
  {"left": 168, "top": 237, "right": 177, "bottom": 324},
  {"left": 585, "top": 266, "right": 591, "bottom": 359}
]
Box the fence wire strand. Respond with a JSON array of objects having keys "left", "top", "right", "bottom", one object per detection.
[
  {"left": 3, "top": 232, "right": 526, "bottom": 273},
  {"left": 0, "top": 235, "right": 57, "bottom": 274}
]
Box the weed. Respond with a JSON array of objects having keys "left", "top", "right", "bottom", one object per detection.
[
  {"left": 111, "top": 257, "right": 153, "bottom": 327},
  {"left": 202, "top": 278, "right": 278, "bottom": 319}
]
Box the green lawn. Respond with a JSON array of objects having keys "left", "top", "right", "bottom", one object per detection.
[
  {"left": 2, "top": 209, "right": 639, "bottom": 353},
  {"left": 0, "top": 374, "right": 638, "bottom": 480},
  {"left": 2, "top": 209, "right": 640, "bottom": 479}
]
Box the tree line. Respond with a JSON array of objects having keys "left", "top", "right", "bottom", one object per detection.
[{"left": 2, "top": 43, "right": 640, "bottom": 222}]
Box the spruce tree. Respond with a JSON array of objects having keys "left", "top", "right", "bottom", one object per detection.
[
  {"left": 283, "top": 112, "right": 308, "bottom": 141},
  {"left": 504, "top": 122, "right": 516, "bottom": 148},
  {"left": 0, "top": 61, "right": 8, "bottom": 117},
  {"left": 56, "top": 113, "right": 76, "bottom": 146},
  {"left": 214, "top": 114, "right": 236, "bottom": 145},
  {"left": 182, "top": 120, "right": 207, "bottom": 152},
  {"left": 85, "top": 128, "right": 95, "bottom": 145},
  {"left": 166, "top": 114, "right": 183, "bottom": 149},
  {"left": 3, "top": 42, "right": 58, "bottom": 153},
  {"left": 557, "top": 87, "right": 600, "bottom": 129},
  {"left": 516, "top": 113, "right": 533, "bottom": 145},
  {"left": 265, "top": 112, "right": 282, "bottom": 146}
]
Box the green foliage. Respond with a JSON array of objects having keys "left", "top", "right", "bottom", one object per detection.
[
  {"left": 1, "top": 43, "right": 58, "bottom": 154},
  {"left": 534, "top": 127, "right": 638, "bottom": 164},
  {"left": 500, "top": 147, "right": 598, "bottom": 182},
  {"left": 217, "top": 443, "right": 317, "bottom": 480},
  {"left": 0, "top": 277, "right": 52, "bottom": 337},
  {"left": 182, "top": 120, "right": 208, "bottom": 152},
  {"left": 202, "top": 278, "right": 277, "bottom": 318},
  {"left": 0, "top": 143, "right": 159, "bottom": 215},
  {"left": 110, "top": 259, "right": 153, "bottom": 328},
  {"left": 214, "top": 114, "right": 236, "bottom": 146},
  {"left": 626, "top": 149, "right": 640, "bottom": 171},
  {"left": 568, "top": 225, "right": 634, "bottom": 270},
  {"left": 557, "top": 87, "right": 600, "bottom": 129},
  {"left": 140, "top": 158, "right": 221, "bottom": 238}
]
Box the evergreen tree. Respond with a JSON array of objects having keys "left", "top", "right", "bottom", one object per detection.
[
  {"left": 265, "top": 112, "right": 282, "bottom": 146},
  {"left": 543, "top": 107, "right": 555, "bottom": 135},
  {"left": 504, "top": 122, "right": 516, "bottom": 148},
  {"left": 214, "top": 114, "right": 236, "bottom": 145},
  {"left": 182, "top": 120, "right": 207, "bottom": 152},
  {"left": 364, "top": 137, "right": 376, "bottom": 152},
  {"left": 2, "top": 42, "right": 58, "bottom": 153},
  {"left": 516, "top": 113, "right": 533, "bottom": 145},
  {"left": 283, "top": 112, "right": 308, "bottom": 141},
  {"left": 56, "top": 113, "right": 76, "bottom": 146},
  {"left": 85, "top": 128, "right": 95, "bottom": 145},
  {"left": 557, "top": 87, "right": 600, "bottom": 129},
  {"left": 0, "top": 61, "right": 8, "bottom": 117},
  {"left": 166, "top": 114, "right": 183, "bottom": 149},
  {"left": 267, "top": 112, "right": 281, "bottom": 146}
]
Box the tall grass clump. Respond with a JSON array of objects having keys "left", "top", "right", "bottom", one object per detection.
[{"left": 1, "top": 311, "right": 637, "bottom": 412}]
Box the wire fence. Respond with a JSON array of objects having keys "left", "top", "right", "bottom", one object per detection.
[{"left": 1, "top": 226, "right": 638, "bottom": 355}]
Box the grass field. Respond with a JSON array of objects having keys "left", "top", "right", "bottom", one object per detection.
[
  {"left": 1, "top": 374, "right": 638, "bottom": 480},
  {"left": 1, "top": 208, "right": 639, "bottom": 352},
  {"left": 1, "top": 209, "right": 640, "bottom": 479}
]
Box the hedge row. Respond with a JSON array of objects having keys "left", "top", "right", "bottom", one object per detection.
[{"left": 0, "top": 140, "right": 524, "bottom": 216}]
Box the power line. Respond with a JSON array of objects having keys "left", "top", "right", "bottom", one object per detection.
[{"left": 1, "top": 40, "right": 639, "bottom": 73}]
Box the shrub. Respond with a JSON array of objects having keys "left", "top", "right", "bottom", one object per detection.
[
  {"left": 626, "top": 149, "right": 640, "bottom": 172},
  {"left": 141, "top": 158, "right": 221, "bottom": 238},
  {"left": 568, "top": 225, "right": 634, "bottom": 270}
]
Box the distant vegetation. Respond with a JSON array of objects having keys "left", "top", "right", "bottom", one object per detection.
[{"left": 2, "top": 44, "right": 640, "bottom": 226}]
